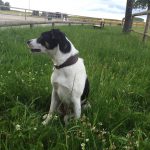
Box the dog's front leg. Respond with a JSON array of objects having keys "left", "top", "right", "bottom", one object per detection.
[
  {"left": 42, "top": 89, "right": 59, "bottom": 125},
  {"left": 73, "top": 98, "right": 81, "bottom": 119}
]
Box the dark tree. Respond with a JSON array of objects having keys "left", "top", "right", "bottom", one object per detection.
[
  {"left": 0, "top": 0, "right": 10, "bottom": 10},
  {"left": 0, "top": 0, "right": 4, "bottom": 10},
  {"left": 0, "top": 0, "right": 4, "bottom": 5},
  {"left": 123, "top": 0, "right": 134, "bottom": 33},
  {"left": 134, "top": 0, "right": 150, "bottom": 9},
  {"left": 4, "top": 2, "right": 10, "bottom": 10}
]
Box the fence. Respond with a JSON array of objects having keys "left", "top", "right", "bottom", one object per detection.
[
  {"left": 0, "top": 5, "right": 124, "bottom": 28},
  {"left": 0, "top": 5, "right": 73, "bottom": 27},
  {"left": 132, "top": 10, "right": 150, "bottom": 41}
]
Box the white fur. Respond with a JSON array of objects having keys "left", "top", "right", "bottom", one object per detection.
[{"left": 28, "top": 36, "right": 87, "bottom": 125}]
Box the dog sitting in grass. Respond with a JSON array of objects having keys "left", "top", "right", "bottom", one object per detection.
[{"left": 27, "top": 29, "right": 90, "bottom": 125}]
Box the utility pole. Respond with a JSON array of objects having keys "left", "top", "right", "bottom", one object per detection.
[{"left": 29, "top": 0, "right": 30, "bottom": 10}]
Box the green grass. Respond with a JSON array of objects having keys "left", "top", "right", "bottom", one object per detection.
[{"left": 0, "top": 25, "right": 150, "bottom": 150}]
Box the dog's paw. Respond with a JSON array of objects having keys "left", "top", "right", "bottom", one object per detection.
[
  {"left": 42, "top": 114, "right": 48, "bottom": 120},
  {"left": 42, "top": 114, "right": 52, "bottom": 125},
  {"left": 42, "top": 119, "right": 49, "bottom": 126},
  {"left": 42, "top": 118, "right": 50, "bottom": 125}
]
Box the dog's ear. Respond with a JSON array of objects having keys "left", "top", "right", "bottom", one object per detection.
[
  {"left": 59, "top": 35, "right": 71, "bottom": 53},
  {"left": 53, "top": 29, "right": 71, "bottom": 53},
  {"left": 50, "top": 29, "right": 71, "bottom": 53}
]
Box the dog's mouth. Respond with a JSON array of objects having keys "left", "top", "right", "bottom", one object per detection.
[
  {"left": 27, "top": 44, "right": 41, "bottom": 52},
  {"left": 31, "top": 49, "right": 41, "bottom": 52}
]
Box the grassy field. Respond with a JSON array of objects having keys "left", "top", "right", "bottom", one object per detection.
[{"left": 0, "top": 25, "right": 150, "bottom": 150}]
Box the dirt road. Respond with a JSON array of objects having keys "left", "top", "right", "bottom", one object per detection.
[{"left": 0, "top": 13, "right": 47, "bottom": 25}]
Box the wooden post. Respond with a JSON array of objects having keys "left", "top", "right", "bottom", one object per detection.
[
  {"left": 30, "top": 24, "right": 34, "bottom": 28},
  {"left": 143, "top": 14, "right": 150, "bottom": 41},
  {"left": 25, "top": 9, "right": 27, "bottom": 20},
  {"left": 52, "top": 22, "right": 55, "bottom": 28},
  {"left": 130, "top": 15, "right": 134, "bottom": 31},
  {"left": 143, "top": 3, "right": 150, "bottom": 42}
]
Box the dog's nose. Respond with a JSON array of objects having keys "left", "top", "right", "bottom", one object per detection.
[{"left": 27, "top": 40, "right": 31, "bottom": 45}]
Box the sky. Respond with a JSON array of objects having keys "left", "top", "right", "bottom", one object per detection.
[{"left": 3, "top": 0, "right": 145, "bottom": 20}]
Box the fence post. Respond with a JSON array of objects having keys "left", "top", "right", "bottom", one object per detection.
[
  {"left": 143, "top": 10, "right": 150, "bottom": 41},
  {"left": 143, "top": 14, "right": 150, "bottom": 41},
  {"left": 130, "top": 16, "right": 134, "bottom": 31},
  {"left": 52, "top": 22, "right": 55, "bottom": 28},
  {"left": 25, "top": 9, "right": 27, "bottom": 20},
  {"left": 30, "top": 24, "right": 34, "bottom": 28}
]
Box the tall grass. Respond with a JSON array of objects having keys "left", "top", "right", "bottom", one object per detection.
[{"left": 0, "top": 25, "right": 150, "bottom": 149}]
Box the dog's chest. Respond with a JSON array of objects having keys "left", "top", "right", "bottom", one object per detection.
[{"left": 51, "top": 69, "right": 75, "bottom": 104}]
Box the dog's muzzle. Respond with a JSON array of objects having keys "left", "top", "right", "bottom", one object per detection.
[{"left": 27, "top": 40, "right": 41, "bottom": 52}]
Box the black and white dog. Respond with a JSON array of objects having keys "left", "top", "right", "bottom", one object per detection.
[{"left": 27, "top": 29, "right": 90, "bottom": 125}]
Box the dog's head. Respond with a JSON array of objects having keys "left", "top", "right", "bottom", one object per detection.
[{"left": 27, "top": 29, "right": 71, "bottom": 54}]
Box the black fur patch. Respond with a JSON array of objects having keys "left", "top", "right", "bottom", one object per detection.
[
  {"left": 81, "top": 78, "right": 90, "bottom": 101},
  {"left": 37, "top": 29, "right": 71, "bottom": 53}
]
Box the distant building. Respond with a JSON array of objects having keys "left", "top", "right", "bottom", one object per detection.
[
  {"left": 32, "top": 10, "right": 39, "bottom": 16},
  {"left": 47, "top": 12, "right": 68, "bottom": 20}
]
